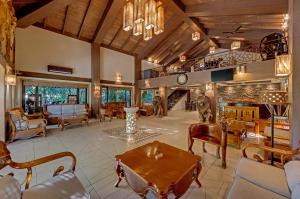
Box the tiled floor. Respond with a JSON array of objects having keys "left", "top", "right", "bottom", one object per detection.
[{"left": 1, "top": 110, "right": 258, "bottom": 199}]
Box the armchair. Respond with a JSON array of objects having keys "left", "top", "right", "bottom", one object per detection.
[
  {"left": 0, "top": 141, "right": 90, "bottom": 199},
  {"left": 188, "top": 121, "right": 228, "bottom": 168},
  {"left": 227, "top": 143, "right": 300, "bottom": 199},
  {"left": 227, "top": 120, "right": 247, "bottom": 149},
  {"left": 8, "top": 108, "right": 47, "bottom": 142}
]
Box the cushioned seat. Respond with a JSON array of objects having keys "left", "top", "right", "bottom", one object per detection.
[
  {"left": 227, "top": 176, "right": 288, "bottom": 199},
  {"left": 23, "top": 172, "right": 90, "bottom": 199},
  {"left": 236, "top": 158, "right": 290, "bottom": 198}
]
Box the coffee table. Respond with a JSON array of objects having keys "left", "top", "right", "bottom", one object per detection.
[
  {"left": 115, "top": 141, "right": 202, "bottom": 199},
  {"left": 57, "top": 115, "right": 88, "bottom": 131}
]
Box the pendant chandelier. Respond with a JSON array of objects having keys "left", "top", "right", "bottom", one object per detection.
[{"left": 123, "top": 0, "right": 164, "bottom": 41}]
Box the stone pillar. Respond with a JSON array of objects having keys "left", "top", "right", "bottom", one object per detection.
[
  {"left": 91, "top": 43, "right": 101, "bottom": 116},
  {"left": 159, "top": 86, "right": 168, "bottom": 116},
  {"left": 0, "top": 65, "right": 5, "bottom": 141},
  {"left": 289, "top": 0, "right": 300, "bottom": 150},
  {"left": 134, "top": 57, "right": 142, "bottom": 106},
  {"left": 205, "top": 83, "right": 217, "bottom": 123}
]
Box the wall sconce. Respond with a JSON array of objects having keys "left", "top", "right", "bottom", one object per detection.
[
  {"left": 192, "top": 32, "right": 200, "bottom": 41},
  {"left": 179, "top": 55, "right": 186, "bottom": 62},
  {"left": 209, "top": 46, "right": 216, "bottom": 54},
  {"left": 275, "top": 54, "right": 290, "bottom": 76},
  {"left": 5, "top": 74, "right": 16, "bottom": 86},
  {"left": 94, "top": 85, "right": 101, "bottom": 98},
  {"left": 153, "top": 59, "right": 159, "bottom": 64},
  {"left": 145, "top": 79, "right": 151, "bottom": 88},
  {"left": 231, "top": 41, "right": 241, "bottom": 50},
  {"left": 147, "top": 57, "right": 153, "bottom": 62},
  {"left": 236, "top": 65, "right": 246, "bottom": 74},
  {"left": 116, "top": 73, "right": 123, "bottom": 83},
  {"left": 206, "top": 82, "right": 214, "bottom": 91}
]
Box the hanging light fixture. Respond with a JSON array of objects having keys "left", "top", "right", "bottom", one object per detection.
[
  {"left": 179, "top": 55, "right": 186, "bottom": 62},
  {"left": 134, "top": 0, "right": 144, "bottom": 23},
  {"left": 209, "top": 46, "right": 215, "bottom": 54},
  {"left": 145, "top": 0, "right": 156, "bottom": 30},
  {"left": 123, "top": 0, "right": 164, "bottom": 41},
  {"left": 275, "top": 54, "right": 291, "bottom": 76},
  {"left": 153, "top": 59, "right": 159, "bottom": 64},
  {"left": 144, "top": 27, "right": 152, "bottom": 41},
  {"left": 133, "top": 22, "right": 143, "bottom": 36},
  {"left": 123, "top": 1, "right": 134, "bottom": 31},
  {"left": 231, "top": 41, "right": 241, "bottom": 50},
  {"left": 154, "top": 1, "right": 164, "bottom": 35},
  {"left": 192, "top": 32, "right": 200, "bottom": 41}
]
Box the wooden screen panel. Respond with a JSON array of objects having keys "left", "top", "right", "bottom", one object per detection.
[{"left": 224, "top": 106, "right": 259, "bottom": 122}]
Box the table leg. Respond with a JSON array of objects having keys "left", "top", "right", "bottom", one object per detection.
[
  {"left": 114, "top": 163, "right": 124, "bottom": 187},
  {"left": 60, "top": 121, "right": 65, "bottom": 131}
]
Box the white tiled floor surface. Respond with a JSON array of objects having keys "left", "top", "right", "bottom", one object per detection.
[{"left": 1, "top": 110, "right": 259, "bottom": 199}]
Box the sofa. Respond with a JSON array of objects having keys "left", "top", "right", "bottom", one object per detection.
[
  {"left": 0, "top": 140, "right": 90, "bottom": 199},
  {"left": 44, "top": 104, "right": 89, "bottom": 124},
  {"left": 227, "top": 158, "right": 300, "bottom": 199}
]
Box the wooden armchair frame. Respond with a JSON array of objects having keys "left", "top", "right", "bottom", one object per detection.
[
  {"left": 0, "top": 141, "right": 76, "bottom": 189},
  {"left": 8, "top": 108, "right": 48, "bottom": 142},
  {"left": 242, "top": 143, "right": 300, "bottom": 168}
]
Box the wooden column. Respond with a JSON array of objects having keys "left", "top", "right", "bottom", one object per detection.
[
  {"left": 289, "top": 0, "right": 300, "bottom": 150},
  {"left": 91, "top": 43, "right": 101, "bottom": 116},
  {"left": 159, "top": 86, "right": 168, "bottom": 116},
  {"left": 134, "top": 57, "right": 142, "bottom": 106}
]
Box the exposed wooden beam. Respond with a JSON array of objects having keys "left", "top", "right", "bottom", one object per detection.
[
  {"left": 34, "top": 22, "right": 91, "bottom": 43},
  {"left": 14, "top": 0, "right": 41, "bottom": 4},
  {"left": 185, "top": 0, "right": 288, "bottom": 17},
  {"left": 17, "top": 0, "right": 75, "bottom": 28},
  {"left": 108, "top": 25, "right": 123, "bottom": 47},
  {"left": 62, "top": 5, "right": 69, "bottom": 33},
  {"left": 137, "top": 15, "right": 182, "bottom": 60},
  {"left": 120, "top": 32, "right": 132, "bottom": 50},
  {"left": 93, "top": 0, "right": 123, "bottom": 44},
  {"left": 162, "top": 0, "right": 218, "bottom": 48},
  {"left": 129, "top": 37, "right": 144, "bottom": 53},
  {"left": 78, "top": 0, "right": 92, "bottom": 38},
  {"left": 42, "top": 17, "right": 47, "bottom": 28},
  {"left": 100, "top": 44, "right": 136, "bottom": 57},
  {"left": 151, "top": 23, "right": 188, "bottom": 60}
]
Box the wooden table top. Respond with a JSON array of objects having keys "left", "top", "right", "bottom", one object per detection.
[{"left": 116, "top": 141, "right": 200, "bottom": 193}]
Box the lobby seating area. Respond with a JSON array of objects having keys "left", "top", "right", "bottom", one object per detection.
[{"left": 1, "top": 0, "right": 300, "bottom": 199}]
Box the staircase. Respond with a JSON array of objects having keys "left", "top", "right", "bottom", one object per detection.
[{"left": 167, "top": 90, "right": 188, "bottom": 110}]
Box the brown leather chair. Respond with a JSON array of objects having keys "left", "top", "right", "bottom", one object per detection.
[{"left": 188, "top": 122, "right": 228, "bottom": 168}]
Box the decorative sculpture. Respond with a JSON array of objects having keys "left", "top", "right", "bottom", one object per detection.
[
  {"left": 196, "top": 92, "right": 212, "bottom": 123},
  {"left": 153, "top": 96, "right": 163, "bottom": 117}
]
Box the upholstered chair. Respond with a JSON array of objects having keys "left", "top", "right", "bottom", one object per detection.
[
  {"left": 8, "top": 108, "right": 47, "bottom": 142},
  {"left": 188, "top": 122, "right": 228, "bottom": 168},
  {"left": 0, "top": 141, "right": 90, "bottom": 199}
]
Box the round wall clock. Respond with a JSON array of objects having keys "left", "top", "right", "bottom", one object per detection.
[{"left": 177, "top": 73, "right": 188, "bottom": 85}]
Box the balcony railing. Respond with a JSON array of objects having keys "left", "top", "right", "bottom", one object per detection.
[{"left": 142, "top": 45, "right": 263, "bottom": 80}]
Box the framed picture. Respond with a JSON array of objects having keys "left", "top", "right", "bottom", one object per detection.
[{"left": 68, "top": 95, "right": 77, "bottom": 104}]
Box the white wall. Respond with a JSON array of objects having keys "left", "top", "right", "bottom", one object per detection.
[
  {"left": 142, "top": 60, "right": 161, "bottom": 70},
  {"left": 15, "top": 26, "right": 91, "bottom": 78},
  {"left": 100, "top": 47, "right": 135, "bottom": 83}
]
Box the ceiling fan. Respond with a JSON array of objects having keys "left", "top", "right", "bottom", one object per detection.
[{"left": 223, "top": 25, "right": 245, "bottom": 38}]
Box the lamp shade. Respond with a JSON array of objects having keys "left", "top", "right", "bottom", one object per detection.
[
  {"left": 123, "top": 1, "right": 134, "bottom": 31},
  {"left": 275, "top": 54, "right": 290, "bottom": 76},
  {"left": 260, "top": 91, "right": 287, "bottom": 105},
  {"left": 209, "top": 46, "right": 215, "bottom": 54},
  {"left": 231, "top": 41, "right": 241, "bottom": 50},
  {"left": 192, "top": 32, "right": 200, "bottom": 41}
]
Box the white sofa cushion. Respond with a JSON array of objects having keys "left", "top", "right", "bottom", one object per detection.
[
  {"left": 284, "top": 161, "right": 300, "bottom": 192},
  {"left": 0, "top": 175, "right": 21, "bottom": 199},
  {"left": 47, "top": 105, "right": 62, "bottom": 115},
  {"left": 61, "top": 105, "right": 74, "bottom": 115},
  {"left": 74, "top": 105, "right": 87, "bottom": 115},
  {"left": 236, "top": 158, "right": 290, "bottom": 198},
  {"left": 292, "top": 183, "right": 300, "bottom": 199},
  {"left": 227, "top": 176, "right": 288, "bottom": 199},
  {"left": 22, "top": 172, "right": 90, "bottom": 199}
]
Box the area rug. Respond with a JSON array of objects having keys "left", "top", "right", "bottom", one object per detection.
[{"left": 102, "top": 127, "right": 162, "bottom": 144}]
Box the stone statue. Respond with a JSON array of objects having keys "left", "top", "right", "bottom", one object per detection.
[
  {"left": 196, "top": 92, "right": 212, "bottom": 123},
  {"left": 153, "top": 96, "right": 163, "bottom": 117}
]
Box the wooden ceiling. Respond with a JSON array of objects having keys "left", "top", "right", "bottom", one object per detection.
[{"left": 13, "top": 0, "right": 288, "bottom": 66}]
